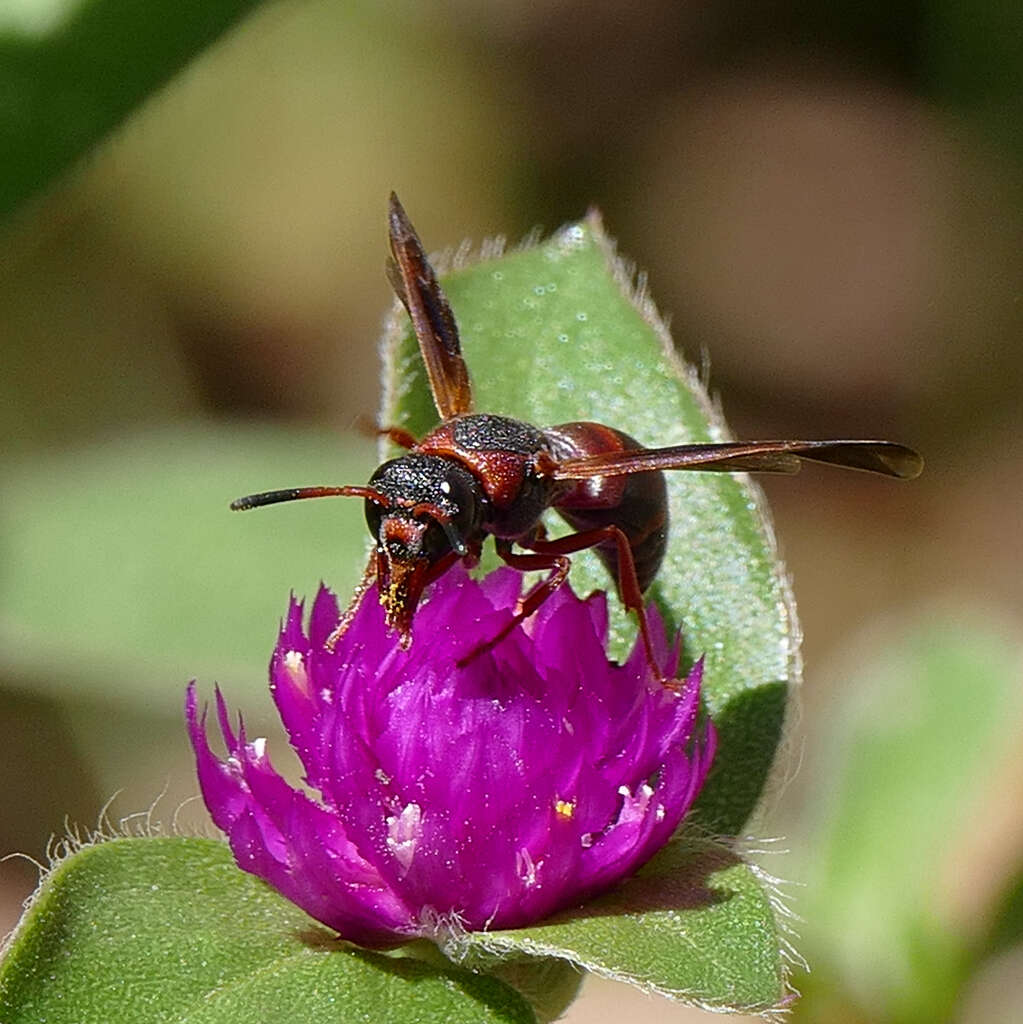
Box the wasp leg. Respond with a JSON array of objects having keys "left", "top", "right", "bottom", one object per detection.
[
  {"left": 455, "top": 539, "right": 571, "bottom": 667},
  {"left": 325, "top": 553, "right": 378, "bottom": 652},
  {"left": 458, "top": 527, "right": 668, "bottom": 685},
  {"left": 354, "top": 415, "right": 418, "bottom": 450},
  {"left": 523, "top": 526, "right": 669, "bottom": 686}
]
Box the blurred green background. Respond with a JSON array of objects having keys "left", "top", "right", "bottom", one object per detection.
[{"left": 1, "top": 1, "right": 1021, "bottom": 1020}]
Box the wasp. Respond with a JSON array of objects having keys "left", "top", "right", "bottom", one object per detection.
[{"left": 232, "top": 194, "right": 922, "bottom": 671}]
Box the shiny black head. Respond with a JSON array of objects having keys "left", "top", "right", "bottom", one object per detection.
[{"left": 364, "top": 454, "right": 485, "bottom": 635}]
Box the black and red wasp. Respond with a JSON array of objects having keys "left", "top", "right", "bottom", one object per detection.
[{"left": 232, "top": 194, "right": 923, "bottom": 673}]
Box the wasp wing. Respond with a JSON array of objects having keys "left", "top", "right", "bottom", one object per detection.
[
  {"left": 551, "top": 439, "right": 923, "bottom": 480},
  {"left": 387, "top": 193, "right": 473, "bottom": 420}
]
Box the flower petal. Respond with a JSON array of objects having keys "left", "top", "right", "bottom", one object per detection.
[{"left": 187, "top": 567, "right": 715, "bottom": 944}]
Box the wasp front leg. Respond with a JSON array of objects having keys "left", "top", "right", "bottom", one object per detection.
[{"left": 325, "top": 552, "right": 379, "bottom": 652}]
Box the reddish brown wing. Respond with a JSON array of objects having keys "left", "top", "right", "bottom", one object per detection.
[
  {"left": 387, "top": 193, "right": 473, "bottom": 420},
  {"left": 551, "top": 440, "right": 924, "bottom": 480}
]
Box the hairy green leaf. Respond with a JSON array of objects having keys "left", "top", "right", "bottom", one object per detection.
[
  {"left": 0, "top": 837, "right": 535, "bottom": 1024},
  {"left": 446, "top": 837, "right": 788, "bottom": 1013}
]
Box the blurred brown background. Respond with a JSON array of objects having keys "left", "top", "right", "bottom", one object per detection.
[{"left": 2, "top": 2, "right": 1021, "bottom": 1020}]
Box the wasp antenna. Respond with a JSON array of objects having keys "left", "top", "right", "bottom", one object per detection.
[{"left": 230, "top": 486, "right": 389, "bottom": 512}]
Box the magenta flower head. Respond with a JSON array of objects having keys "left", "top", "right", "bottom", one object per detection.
[{"left": 186, "top": 566, "right": 715, "bottom": 948}]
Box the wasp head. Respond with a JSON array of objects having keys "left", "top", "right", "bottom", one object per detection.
[{"left": 365, "top": 454, "right": 485, "bottom": 643}]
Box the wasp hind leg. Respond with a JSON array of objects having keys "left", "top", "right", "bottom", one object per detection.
[
  {"left": 521, "top": 526, "right": 669, "bottom": 686},
  {"left": 458, "top": 529, "right": 671, "bottom": 687},
  {"left": 455, "top": 539, "right": 571, "bottom": 667}
]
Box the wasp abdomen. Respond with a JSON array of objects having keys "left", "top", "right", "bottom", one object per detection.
[{"left": 544, "top": 422, "right": 669, "bottom": 593}]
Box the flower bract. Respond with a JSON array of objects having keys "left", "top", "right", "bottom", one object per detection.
[{"left": 186, "top": 567, "right": 715, "bottom": 947}]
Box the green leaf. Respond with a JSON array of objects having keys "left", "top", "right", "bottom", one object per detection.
[
  {"left": 0, "top": 837, "right": 535, "bottom": 1024},
  {"left": 924, "top": 0, "right": 1023, "bottom": 155},
  {"left": 798, "top": 612, "right": 1023, "bottom": 1020},
  {"left": 0, "top": 0, "right": 263, "bottom": 222},
  {"left": 445, "top": 837, "right": 788, "bottom": 1013},
  {"left": 382, "top": 215, "right": 796, "bottom": 834},
  {"left": 0, "top": 425, "right": 372, "bottom": 708},
  {"left": 486, "top": 957, "right": 584, "bottom": 1024},
  {"left": 986, "top": 870, "right": 1023, "bottom": 959}
]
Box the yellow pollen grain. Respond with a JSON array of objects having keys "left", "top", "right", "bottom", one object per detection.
[
  {"left": 554, "top": 799, "right": 575, "bottom": 820},
  {"left": 385, "top": 580, "right": 404, "bottom": 610}
]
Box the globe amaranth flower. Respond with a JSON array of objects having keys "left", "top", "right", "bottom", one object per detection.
[{"left": 186, "top": 565, "right": 716, "bottom": 948}]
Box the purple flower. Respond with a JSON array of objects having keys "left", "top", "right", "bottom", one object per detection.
[{"left": 186, "top": 566, "right": 715, "bottom": 948}]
